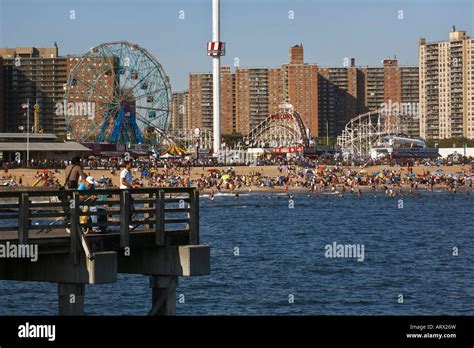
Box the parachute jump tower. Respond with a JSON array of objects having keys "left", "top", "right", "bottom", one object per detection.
[{"left": 207, "top": 0, "right": 225, "bottom": 154}]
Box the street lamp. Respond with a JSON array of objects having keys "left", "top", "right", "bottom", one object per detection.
[{"left": 194, "top": 128, "right": 200, "bottom": 161}]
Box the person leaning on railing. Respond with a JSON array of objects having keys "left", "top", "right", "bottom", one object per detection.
[{"left": 78, "top": 176, "right": 101, "bottom": 234}]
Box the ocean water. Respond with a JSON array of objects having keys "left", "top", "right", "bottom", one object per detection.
[{"left": 0, "top": 191, "right": 473, "bottom": 315}]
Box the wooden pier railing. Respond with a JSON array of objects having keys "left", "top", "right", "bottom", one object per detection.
[{"left": 0, "top": 187, "right": 199, "bottom": 248}]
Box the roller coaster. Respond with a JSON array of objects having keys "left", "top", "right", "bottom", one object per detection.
[{"left": 336, "top": 109, "right": 414, "bottom": 158}]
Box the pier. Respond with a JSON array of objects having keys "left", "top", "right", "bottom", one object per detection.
[{"left": 0, "top": 187, "right": 210, "bottom": 315}]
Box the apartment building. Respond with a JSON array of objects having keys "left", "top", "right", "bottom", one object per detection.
[
  {"left": 419, "top": 28, "right": 474, "bottom": 139},
  {"left": 318, "top": 60, "right": 359, "bottom": 138},
  {"left": 0, "top": 44, "right": 67, "bottom": 134},
  {"left": 170, "top": 91, "right": 189, "bottom": 131},
  {"left": 282, "top": 45, "right": 319, "bottom": 136},
  {"left": 187, "top": 66, "right": 233, "bottom": 133}
]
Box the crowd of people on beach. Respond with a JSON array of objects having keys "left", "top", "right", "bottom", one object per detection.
[
  {"left": 108, "top": 159, "right": 474, "bottom": 197},
  {"left": 1, "top": 153, "right": 473, "bottom": 196}
]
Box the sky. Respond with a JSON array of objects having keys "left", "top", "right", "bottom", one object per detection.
[{"left": 0, "top": 0, "right": 473, "bottom": 91}]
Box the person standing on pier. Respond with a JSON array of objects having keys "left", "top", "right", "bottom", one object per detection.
[
  {"left": 120, "top": 160, "right": 139, "bottom": 229},
  {"left": 64, "top": 156, "right": 86, "bottom": 189},
  {"left": 120, "top": 161, "right": 135, "bottom": 189}
]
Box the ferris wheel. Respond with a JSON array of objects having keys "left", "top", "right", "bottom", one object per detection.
[{"left": 64, "top": 41, "right": 171, "bottom": 145}]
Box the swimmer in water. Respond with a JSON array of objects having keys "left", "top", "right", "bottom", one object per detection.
[{"left": 235, "top": 193, "right": 239, "bottom": 199}]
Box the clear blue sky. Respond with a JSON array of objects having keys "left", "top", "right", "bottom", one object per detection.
[{"left": 1, "top": 0, "right": 473, "bottom": 91}]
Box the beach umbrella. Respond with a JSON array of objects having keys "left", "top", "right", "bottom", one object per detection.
[{"left": 162, "top": 144, "right": 191, "bottom": 156}]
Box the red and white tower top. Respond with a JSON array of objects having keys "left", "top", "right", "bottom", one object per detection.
[{"left": 207, "top": 41, "right": 225, "bottom": 57}]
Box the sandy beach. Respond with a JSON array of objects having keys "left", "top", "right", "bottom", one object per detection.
[{"left": 1, "top": 164, "right": 472, "bottom": 193}]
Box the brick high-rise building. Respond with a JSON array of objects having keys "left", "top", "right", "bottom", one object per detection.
[
  {"left": 318, "top": 58, "right": 419, "bottom": 138},
  {"left": 383, "top": 58, "right": 401, "bottom": 103},
  {"left": 361, "top": 67, "right": 385, "bottom": 112},
  {"left": 170, "top": 91, "right": 189, "bottom": 131},
  {"left": 188, "top": 66, "right": 234, "bottom": 133},
  {"left": 379, "top": 58, "right": 420, "bottom": 137},
  {"left": 419, "top": 28, "right": 474, "bottom": 140},
  {"left": 268, "top": 67, "right": 284, "bottom": 115},
  {"left": 282, "top": 45, "right": 319, "bottom": 136},
  {"left": 0, "top": 44, "right": 67, "bottom": 134},
  {"left": 220, "top": 66, "right": 235, "bottom": 134},
  {"left": 188, "top": 72, "right": 213, "bottom": 130},
  {"left": 399, "top": 65, "right": 420, "bottom": 137},
  {"left": 318, "top": 61, "right": 359, "bottom": 138},
  {"left": 235, "top": 67, "right": 272, "bottom": 134}
]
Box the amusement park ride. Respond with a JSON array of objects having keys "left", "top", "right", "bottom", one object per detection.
[
  {"left": 243, "top": 103, "right": 311, "bottom": 149},
  {"left": 64, "top": 41, "right": 171, "bottom": 147},
  {"left": 336, "top": 109, "right": 436, "bottom": 159}
]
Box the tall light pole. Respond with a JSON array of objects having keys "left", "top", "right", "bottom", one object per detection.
[
  {"left": 326, "top": 119, "right": 329, "bottom": 146},
  {"left": 207, "top": 0, "right": 225, "bottom": 155}
]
